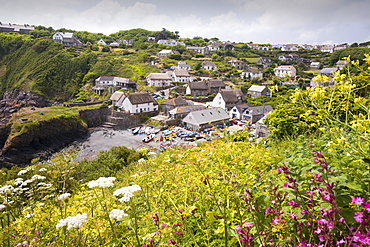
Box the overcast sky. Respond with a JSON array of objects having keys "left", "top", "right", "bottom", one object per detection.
[{"left": 1, "top": 0, "right": 369, "bottom": 45}]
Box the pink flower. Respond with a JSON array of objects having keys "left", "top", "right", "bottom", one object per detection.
[
  {"left": 351, "top": 197, "right": 364, "bottom": 205},
  {"left": 290, "top": 213, "right": 297, "bottom": 220},
  {"left": 277, "top": 167, "right": 283, "bottom": 172},
  {"left": 364, "top": 203, "right": 370, "bottom": 211},
  {"left": 354, "top": 212, "right": 364, "bottom": 223},
  {"left": 272, "top": 217, "right": 281, "bottom": 224}
]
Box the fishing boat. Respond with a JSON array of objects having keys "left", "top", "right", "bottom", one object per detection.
[{"left": 142, "top": 134, "right": 155, "bottom": 143}]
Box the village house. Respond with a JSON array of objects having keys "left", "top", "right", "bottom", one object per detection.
[
  {"left": 121, "top": 93, "right": 158, "bottom": 113},
  {"left": 255, "top": 115, "right": 271, "bottom": 137},
  {"left": 247, "top": 85, "right": 271, "bottom": 98},
  {"left": 229, "top": 104, "right": 254, "bottom": 119},
  {"left": 168, "top": 105, "right": 206, "bottom": 120},
  {"left": 157, "top": 49, "right": 177, "bottom": 57},
  {"left": 182, "top": 108, "right": 229, "bottom": 131},
  {"left": 161, "top": 96, "right": 189, "bottom": 114},
  {"left": 241, "top": 67, "right": 263, "bottom": 81},
  {"left": 157, "top": 40, "right": 185, "bottom": 46},
  {"left": 336, "top": 60, "right": 348, "bottom": 70},
  {"left": 256, "top": 57, "right": 272, "bottom": 68},
  {"left": 202, "top": 61, "right": 217, "bottom": 70},
  {"left": 167, "top": 69, "right": 192, "bottom": 83},
  {"left": 301, "top": 44, "right": 314, "bottom": 50},
  {"left": 273, "top": 65, "right": 297, "bottom": 78},
  {"left": 93, "top": 76, "right": 137, "bottom": 95},
  {"left": 146, "top": 73, "right": 172, "bottom": 87},
  {"left": 333, "top": 44, "right": 348, "bottom": 52},
  {"left": 310, "top": 68, "right": 338, "bottom": 87},
  {"left": 310, "top": 62, "right": 321, "bottom": 69},
  {"left": 281, "top": 44, "right": 299, "bottom": 51},
  {"left": 186, "top": 81, "right": 209, "bottom": 97},
  {"left": 278, "top": 53, "right": 302, "bottom": 63},
  {"left": 207, "top": 79, "right": 226, "bottom": 95},
  {"left": 52, "top": 32, "right": 82, "bottom": 47},
  {"left": 117, "top": 39, "right": 134, "bottom": 46},
  {"left": 207, "top": 44, "right": 220, "bottom": 52},
  {"left": 176, "top": 61, "right": 191, "bottom": 71},
  {"left": 0, "top": 22, "right": 34, "bottom": 34},
  {"left": 97, "top": 39, "right": 107, "bottom": 45},
  {"left": 243, "top": 105, "right": 274, "bottom": 124},
  {"left": 227, "top": 60, "right": 248, "bottom": 70},
  {"left": 321, "top": 46, "right": 335, "bottom": 53},
  {"left": 187, "top": 46, "right": 210, "bottom": 55},
  {"left": 320, "top": 68, "right": 338, "bottom": 77},
  {"left": 110, "top": 91, "right": 126, "bottom": 107},
  {"left": 212, "top": 89, "right": 246, "bottom": 111}
]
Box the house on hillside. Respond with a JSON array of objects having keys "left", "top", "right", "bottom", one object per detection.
[
  {"left": 53, "top": 32, "right": 82, "bottom": 47},
  {"left": 93, "top": 76, "right": 137, "bottom": 95},
  {"left": 321, "top": 46, "right": 334, "bottom": 53},
  {"left": 336, "top": 60, "right": 347, "bottom": 70},
  {"left": 320, "top": 68, "right": 338, "bottom": 77},
  {"left": 256, "top": 57, "right": 272, "bottom": 68},
  {"left": 243, "top": 105, "right": 273, "bottom": 124},
  {"left": 229, "top": 103, "right": 254, "bottom": 119},
  {"left": 161, "top": 96, "right": 189, "bottom": 114},
  {"left": 146, "top": 73, "right": 172, "bottom": 87},
  {"left": 0, "top": 22, "right": 34, "bottom": 34},
  {"left": 182, "top": 108, "right": 229, "bottom": 131},
  {"left": 310, "top": 68, "right": 338, "bottom": 87},
  {"left": 97, "top": 39, "right": 107, "bottom": 45},
  {"left": 241, "top": 67, "right": 263, "bottom": 81},
  {"left": 207, "top": 79, "right": 226, "bottom": 95},
  {"left": 247, "top": 85, "right": 271, "bottom": 98},
  {"left": 281, "top": 44, "right": 299, "bottom": 51},
  {"left": 227, "top": 60, "right": 248, "bottom": 70},
  {"left": 157, "top": 49, "right": 177, "bottom": 57},
  {"left": 157, "top": 40, "right": 185, "bottom": 46},
  {"left": 110, "top": 91, "right": 126, "bottom": 107},
  {"left": 168, "top": 105, "right": 206, "bottom": 119},
  {"left": 310, "top": 62, "right": 321, "bottom": 69},
  {"left": 273, "top": 65, "right": 296, "bottom": 78},
  {"left": 186, "top": 82, "right": 209, "bottom": 97},
  {"left": 187, "top": 46, "right": 210, "bottom": 55},
  {"left": 212, "top": 89, "right": 246, "bottom": 110},
  {"left": 121, "top": 93, "right": 158, "bottom": 113},
  {"left": 167, "top": 69, "right": 192, "bottom": 83},
  {"left": 278, "top": 53, "right": 301, "bottom": 63},
  {"left": 202, "top": 61, "right": 217, "bottom": 70},
  {"left": 177, "top": 61, "right": 191, "bottom": 71}
]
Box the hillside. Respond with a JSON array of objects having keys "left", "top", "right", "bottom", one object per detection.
[{"left": 0, "top": 55, "right": 369, "bottom": 246}]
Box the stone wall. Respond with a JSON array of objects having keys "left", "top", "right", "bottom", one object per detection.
[{"left": 79, "top": 107, "right": 111, "bottom": 128}]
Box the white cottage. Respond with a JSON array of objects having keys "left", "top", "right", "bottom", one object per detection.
[
  {"left": 273, "top": 65, "right": 296, "bottom": 78},
  {"left": 121, "top": 93, "right": 158, "bottom": 113}
]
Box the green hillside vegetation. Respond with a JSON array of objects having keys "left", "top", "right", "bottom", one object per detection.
[{"left": 0, "top": 55, "right": 369, "bottom": 246}]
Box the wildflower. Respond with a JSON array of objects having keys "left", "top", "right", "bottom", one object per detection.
[
  {"left": 38, "top": 168, "right": 47, "bottom": 172},
  {"left": 109, "top": 209, "right": 128, "bottom": 221},
  {"left": 56, "top": 213, "right": 88, "bottom": 230},
  {"left": 288, "top": 200, "right": 300, "bottom": 208},
  {"left": 17, "top": 170, "right": 28, "bottom": 175},
  {"left": 272, "top": 217, "right": 281, "bottom": 224},
  {"left": 31, "top": 175, "right": 46, "bottom": 180},
  {"left": 113, "top": 184, "right": 141, "bottom": 202},
  {"left": 0, "top": 204, "right": 6, "bottom": 211},
  {"left": 25, "top": 213, "right": 34, "bottom": 218},
  {"left": 289, "top": 213, "right": 297, "bottom": 220},
  {"left": 168, "top": 239, "right": 176, "bottom": 245},
  {"left": 57, "top": 193, "right": 71, "bottom": 201},
  {"left": 354, "top": 212, "right": 364, "bottom": 223},
  {"left": 0, "top": 185, "right": 14, "bottom": 194},
  {"left": 87, "top": 177, "right": 116, "bottom": 188},
  {"left": 364, "top": 203, "right": 370, "bottom": 211},
  {"left": 351, "top": 197, "right": 364, "bottom": 205},
  {"left": 336, "top": 239, "right": 346, "bottom": 245},
  {"left": 339, "top": 217, "right": 345, "bottom": 223},
  {"left": 173, "top": 231, "right": 182, "bottom": 236}
]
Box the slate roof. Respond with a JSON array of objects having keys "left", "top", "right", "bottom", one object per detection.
[
  {"left": 97, "top": 76, "right": 115, "bottom": 81},
  {"left": 248, "top": 85, "right": 268, "bottom": 93},
  {"left": 320, "top": 68, "right": 338, "bottom": 74},
  {"left": 169, "top": 105, "right": 206, "bottom": 114},
  {"left": 183, "top": 108, "right": 229, "bottom": 125},
  {"left": 202, "top": 61, "right": 216, "bottom": 67},
  {"left": 244, "top": 67, "right": 260, "bottom": 74},
  {"left": 234, "top": 103, "right": 254, "bottom": 113},
  {"left": 162, "top": 97, "right": 188, "bottom": 106},
  {"left": 246, "top": 105, "right": 273, "bottom": 116},
  {"left": 126, "top": 93, "right": 158, "bottom": 105},
  {"left": 220, "top": 89, "right": 246, "bottom": 103}
]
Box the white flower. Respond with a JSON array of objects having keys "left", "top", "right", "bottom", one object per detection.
[
  {"left": 17, "top": 170, "right": 28, "bottom": 175},
  {"left": 0, "top": 185, "right": 14, "bottom": 194},
  {"left": 58, "top": 193, "right": 71, "bottom": 201},
  {"left": 113, "top": 185, "right": 141, "bottom": 202},
  {"left": 25, "top": 213, "right": 34, "bottom": 218},
  {"left": 109, "top": 209, "right": 128, "bottom": 221},
  {"left": 138, "top": 158, "right": 146, "bottom": 164},
  {"left": 56, "top": 213, "right": 88, "bottom": 230},
  {"left": 14, "top": 178, "right": 24, "bottom": 186},
  {"left": 87, "top": 177, "right": 116, "bottom": 188},
  {"left": 0, "top": 204, "right": 6, "bottom": 211},
  {"left": 31, "top": 175, "right": 46, "bottom": 180},
  {"left": 38, "top": 168, "right": 47, "bottom": 172}
]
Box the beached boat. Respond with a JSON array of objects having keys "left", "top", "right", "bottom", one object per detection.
[{"left": 142, "top": 134, "right": 155, "bottom": 143}]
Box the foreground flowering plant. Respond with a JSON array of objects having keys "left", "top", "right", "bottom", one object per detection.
[{"left": 237, "top": 152, "right": 370, "bottom": 246}]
